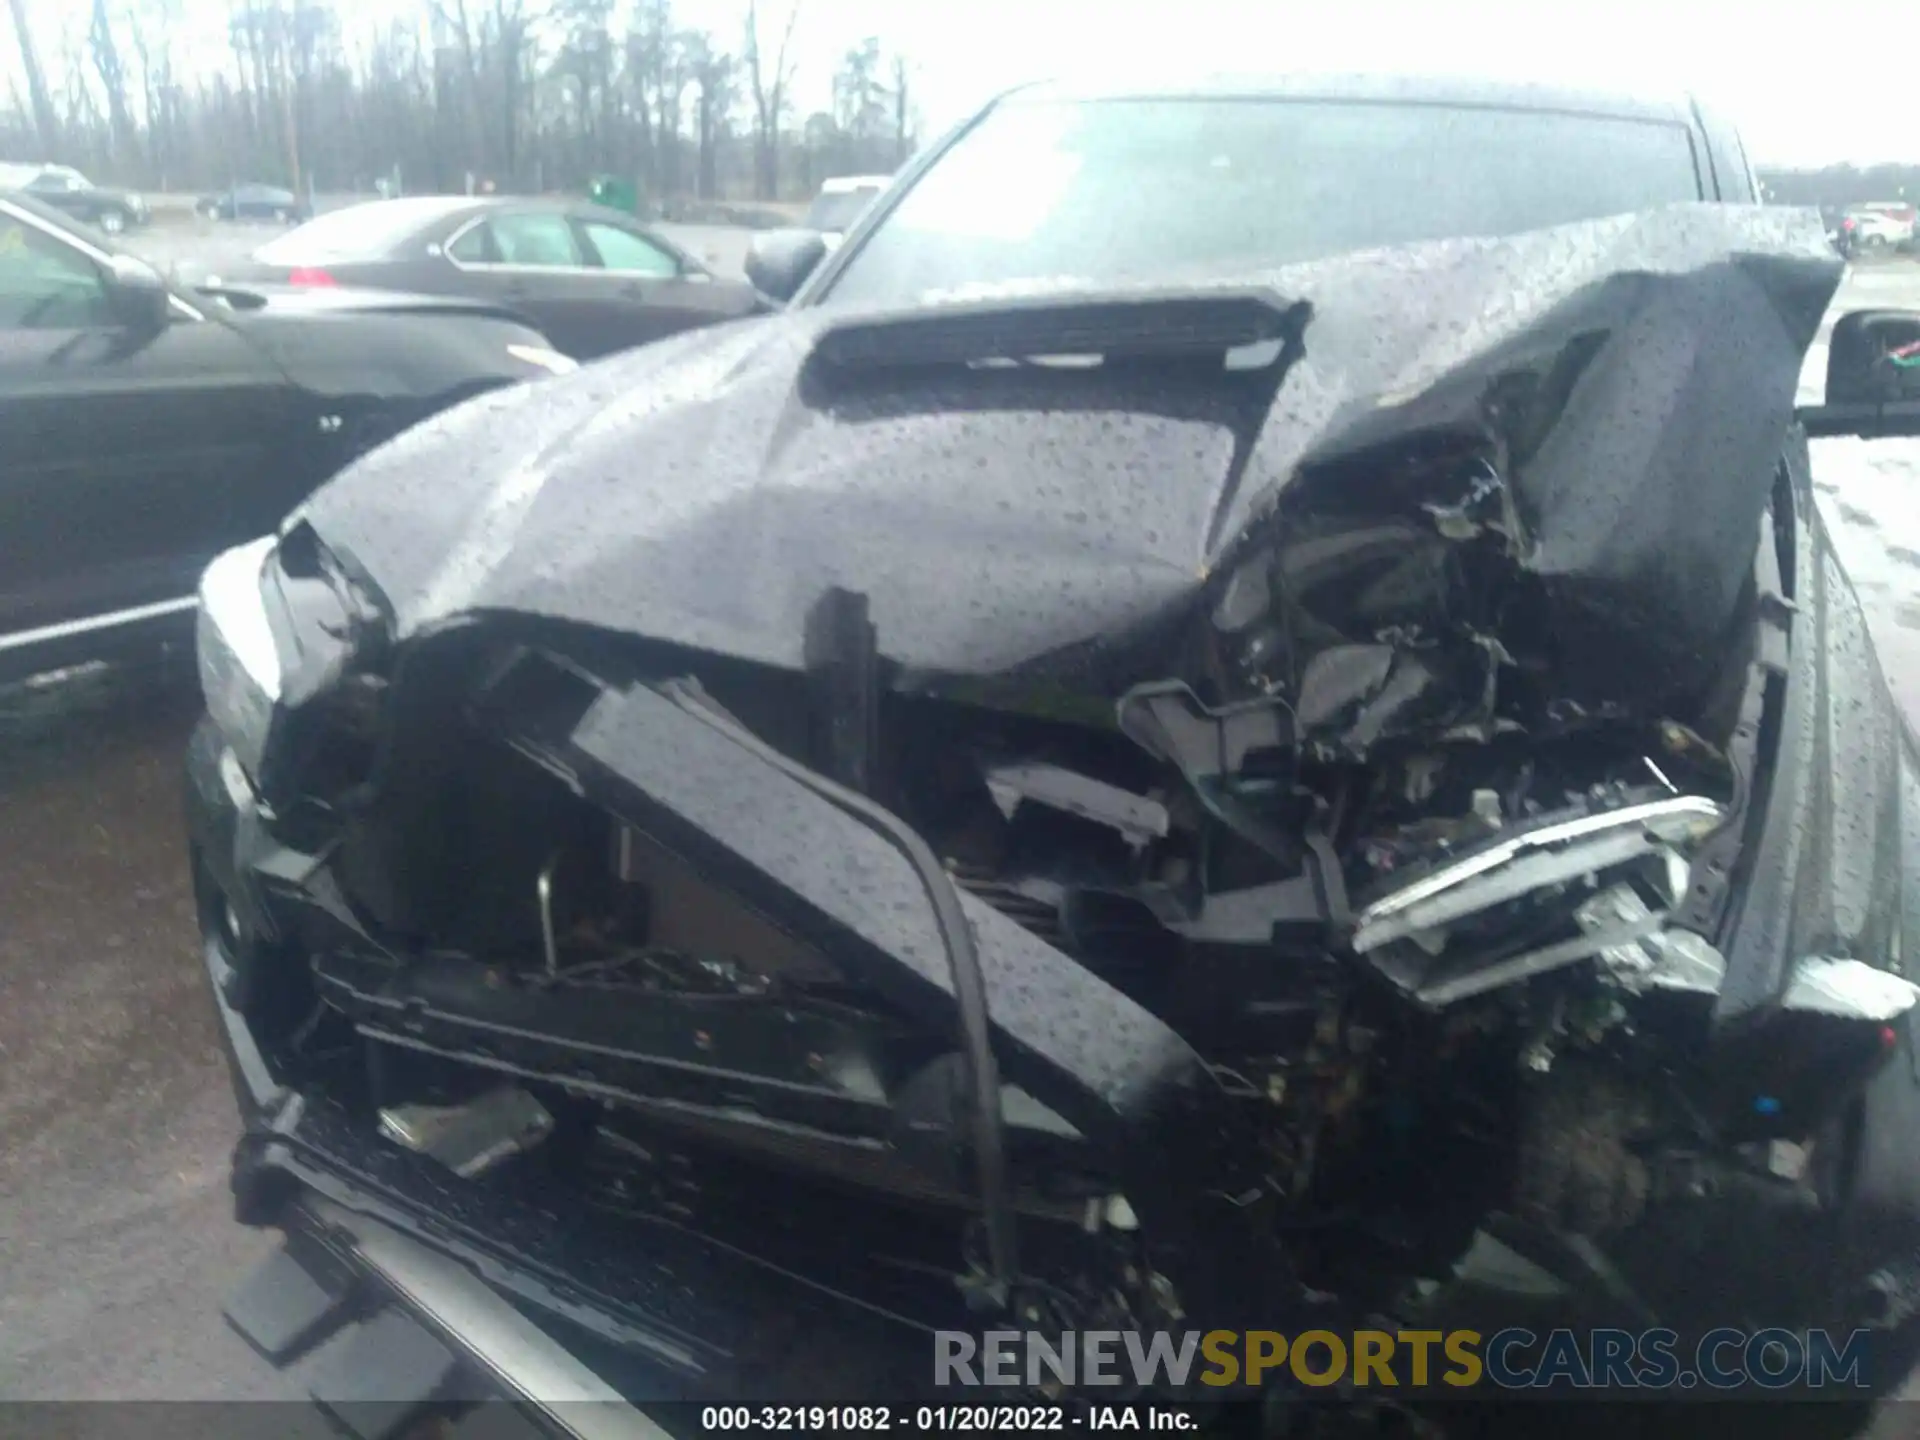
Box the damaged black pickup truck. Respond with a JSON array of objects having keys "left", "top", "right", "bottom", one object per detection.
[{"left": 188, "top": 75, "right": 1920, "bottom": 1428}]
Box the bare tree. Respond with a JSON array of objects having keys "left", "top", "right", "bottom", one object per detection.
[
  {"left": 491, "top": 0, "right": 534, "bottom": 185},
  {"left": 127, "top": 0, "right": 177, "bottom": 180},
  {"left": 815, "top": 40, "right": 911, "bottom": 179},
  {"left": 431, "top": 0, "right": 486, "bottom": 174},
  {"left": 60, "top": 31, "right": 103, "bottom": 139},
  {"left": 622, "top": 0, "right": 668, "bottom": 189},
  {"left": 227, "top": 1, "right": 261, "bottom": 154},
  {"left": 743, "top": 0, "right": 799, "bottom": 199},
  {"left": 891, "top": 54, "right": 911, "bottom": 166},
  {"left": 240, "top": 1, "right": 301, "bottom": 192},
  {"left": 88, "top": 0, "right": 141, "bottom": 168},
  {"left": 831, "top": 38, "right": 882, "bottom": 142},
  {"left": 553, "top": 0, "right": 617, "bottom": 176},
  {"left": 686, "top": 32, "right": 734, "bottom": 200},
  {"left": 5, "top": 0, "right": 61, "bottom": 155},
  {"left": 0, "top": 0, "right": 911, "bottom": 209}
]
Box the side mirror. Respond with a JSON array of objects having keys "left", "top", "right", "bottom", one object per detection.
[
  {"left": 1827, "top": 311, "right": 1920, "bottom": 404},
  {"left": 104, "top": 253, "right": 171, "bottom": 332},
  {"left": 745, "top": 228, "right": 829, "bottom": 305},
  {"left": 1800, "top": 308, "right": 1920, "bottom": 439}
]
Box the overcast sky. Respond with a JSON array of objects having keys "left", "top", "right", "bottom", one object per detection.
[
  {"left": 692, "top": 0, "right": 1918, "bottom": 169},
  {"left": 14, "top": 0, "right": 1915, "bottom": 169}
]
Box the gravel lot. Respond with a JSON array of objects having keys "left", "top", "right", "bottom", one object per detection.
[{"left": 5, "top": 241, "right": 1920, "bottom": 1428}]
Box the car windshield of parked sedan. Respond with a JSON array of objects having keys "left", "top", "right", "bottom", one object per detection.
[{"left": 823, "top": 95, "right": 1707, "bottom": 307}]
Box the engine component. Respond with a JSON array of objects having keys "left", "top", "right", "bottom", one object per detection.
[{"left": 377, "top": 1085, "right": 555, "bottom": 1178}]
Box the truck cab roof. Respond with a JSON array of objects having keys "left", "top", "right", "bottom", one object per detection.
[{"left": 1008, "top": 70, "right": 1702, "bottom": 125}]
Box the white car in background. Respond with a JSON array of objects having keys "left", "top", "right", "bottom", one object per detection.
[
  {"left": 1846, "top": 202, "right": 1917, "bottom": 250},
  {"left": 804, "top": 173, "right": 892, "bottom": 251}
]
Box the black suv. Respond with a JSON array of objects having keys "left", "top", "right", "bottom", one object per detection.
[{"left": 0, "top": 162, "right": 150, "bottom": 235}]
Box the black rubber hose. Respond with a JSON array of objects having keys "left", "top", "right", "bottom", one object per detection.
[{"left": 660, "top": 677, "right": 1020, "bottom": 1300}]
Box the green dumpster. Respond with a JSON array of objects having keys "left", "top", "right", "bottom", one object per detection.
[{"left": 587, "top": 175, "right": 640, "bottom": 215}]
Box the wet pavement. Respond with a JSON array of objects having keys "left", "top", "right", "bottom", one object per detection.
[
  {"left": 7, "top": 258, "right": 1920, "bottom": 1420},
  {"left": 0, "top": 660, "right": 295, "bottom": 1400}
]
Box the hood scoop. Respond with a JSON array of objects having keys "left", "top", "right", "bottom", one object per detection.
[{"left": 807, "top": 287, "right": 1311, "bottom": 370}]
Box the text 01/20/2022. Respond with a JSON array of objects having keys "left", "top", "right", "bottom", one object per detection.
[{"left": 699, "top": 1407, "right": 1197, "bottom": 1431}]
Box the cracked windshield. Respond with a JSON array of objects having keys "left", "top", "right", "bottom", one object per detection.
[{"left": 9, "top": 0, "right": 1920, "bottom": 1435}]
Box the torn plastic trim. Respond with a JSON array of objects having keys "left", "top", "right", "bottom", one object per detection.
[
  {"left": 982, "top": 758, "right": 1169, "bottom": 849},
  {"left": 1161, "top": 877, "right": 1325, "bottom": 945},
  {"left": 1781, "top": 957, "right": 1920, "bottom": 1023},
  {"left": 1116, "top": 681, "right": 1287, "bottom": 781},
  {"left": 1583, "top": 884, "right": 1729, "bottom": 996},
  {"left": 1111, "top": 679, "right": 1328, "bottom": 885},
  {"left": 1352, "top": 795, "right": 1725, "bottom": 954}
]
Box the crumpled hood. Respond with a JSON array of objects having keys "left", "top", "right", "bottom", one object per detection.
[{"left": 299, "top": 204, "right": 1841, "bottom": 693}]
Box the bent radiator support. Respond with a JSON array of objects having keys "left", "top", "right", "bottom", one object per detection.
[{"left": 481, "top": 660, "right": 1290, "bottom": 1322}]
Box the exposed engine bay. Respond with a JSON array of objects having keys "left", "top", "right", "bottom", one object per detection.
[
  {"left": 196, "top": 209, "right": 1920, "bottom": 1398},
  {"left": 322, "top": 647, "right": 1750, "bottom": 1283},
  {"left": 224, "top": 472, "right": 1907, "bottom": 1377}
]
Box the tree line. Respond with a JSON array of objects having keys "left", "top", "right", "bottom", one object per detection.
[
  {"left": 0, "top": 0, "right": 919, "bottom": 205},
  {"left": 1758, "top": 165, "right": 1918, "bottom": 214}
]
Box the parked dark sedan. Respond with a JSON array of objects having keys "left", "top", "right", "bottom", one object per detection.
[
  {"left": 187, "top": 73, "right": 1920, "bottom": 1426},
  {"left": 0, "top": 192, "right": 576, "bottom": 683},
  {"left": 0, "top": 162, "right": 148, "bottom": 234},
  {"left": 227, "top": 195, "right": 762, "bottom": 359},
  {"left": 197, "top": 183, "right": 311, "bottom": 223}
]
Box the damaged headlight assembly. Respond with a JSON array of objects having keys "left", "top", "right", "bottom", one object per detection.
[
  {"left": 197, "top": 536, "right": 283, "bottom": 784},
  {"left": 196, "top": 523, "right": 383, "bottom": 801}
]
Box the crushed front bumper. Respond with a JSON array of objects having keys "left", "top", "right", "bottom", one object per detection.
[
  {"left": 186, "top": 718, "right": 936, "bottom": 1429},
  {"left": 226, "top": 1197, "right": 665, "bottom": 1440}
]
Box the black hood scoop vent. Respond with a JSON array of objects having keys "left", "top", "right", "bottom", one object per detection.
[{"left": 807, "top": 288, "right": 1311, "bottom": 370}]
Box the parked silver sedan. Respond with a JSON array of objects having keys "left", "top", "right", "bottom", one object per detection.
[{"left": 224, "top": 195, "right": 762, "bottom": 359}]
